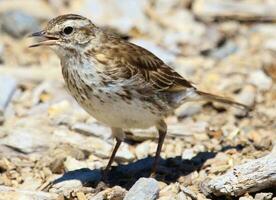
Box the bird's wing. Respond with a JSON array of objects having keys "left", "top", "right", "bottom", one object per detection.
[{"left": 91, "top": 37, "right": 194, "bottom": 93}]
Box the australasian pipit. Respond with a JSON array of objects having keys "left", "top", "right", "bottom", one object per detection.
[{"left": 30, "top": 14, "right": 250, "bottom": 178}]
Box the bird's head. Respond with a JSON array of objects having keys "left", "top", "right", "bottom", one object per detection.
[{"left": 29, "top": 14, "right": 97, "bottom": 56}]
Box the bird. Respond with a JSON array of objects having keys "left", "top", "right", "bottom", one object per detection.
[{"left": 29, "top": 14, "right": 249, "bottom": 178}]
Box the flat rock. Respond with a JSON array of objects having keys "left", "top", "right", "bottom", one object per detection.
[
  {"left": 1, "top": 128, "right": 50, "bottom": 153},
  {"left": 124, "top": 178, "right": 159, "bottom": 200},
  {"left": 0, "top": 186, "right": 58, "bottom": 200},
  {"left": 193, "top": 0, "right": 276, "bottom": 22},
  {"left": 1, "top": 10, "right": 40, "bottom": 38},
  {"left": 248, "top": 70, "right": 272, "bottom": 91},
  {"left": 90, "top": 186, "right": 126, "bottom": 200},
  {"left": 72, "top": 122, "right": 111, "bottom": 139},
  {"left": 176, "top": 103, "right": 202, "bottom": 118},
  {"left": 116, "top": 143, "right": 135, "bottom": 162},
  {"left": 0, "top": 75, "right": 17, "bottom": 117},
  {"left": 74, "top": 0, "right": 148, "bottom": 33},
  {"left": 255, "top": 193, "right": 273, "bottom": 200}
]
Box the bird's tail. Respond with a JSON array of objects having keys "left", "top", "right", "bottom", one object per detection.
[{"left": 196, "top": 90, "right": 252, "bottom": 111}]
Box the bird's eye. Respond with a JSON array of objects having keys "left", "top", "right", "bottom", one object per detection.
[{"left": 63, "top": 26, "right": 73, "bottom": 35}]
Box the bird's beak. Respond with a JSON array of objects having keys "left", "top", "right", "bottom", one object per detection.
[{"left": 29, "top": 30, "right": 59, "bottom": 48}]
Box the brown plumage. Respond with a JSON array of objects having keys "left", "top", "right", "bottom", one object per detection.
[{"left": 29, "top": 14, "right": 250, "bottom": 179}]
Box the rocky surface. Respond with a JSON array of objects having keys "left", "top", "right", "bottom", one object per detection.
[{"left": 0, "top": 0, "right": 275, "bottom": 199}]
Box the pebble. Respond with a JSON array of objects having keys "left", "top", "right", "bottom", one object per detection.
[
  {"left": 116, "top": 143, "right": 135, "bottom": 162},
  {"left": 72, "top": 122, "right": 111, "bottom": 140},
  {"left": 76, "top": 0, "right": 148, "bottom": 33},
  {"left": 0, "top": 75, "right": 17, "bottom": 117},
  {"left": 236, "top": 85, "right": 256, "bottom": 108},
  {"left": 176, "top": 192, "right": 192, "bottom": 200},
  {"left": 1, "top": 10, "right": 40, "bottom": 38},
  {"left": 135, "top": 141, "right": 150, "bottom": 160},
  {"left": 50, "top": 180, "right": 83, "bottom": 196},
  {"left": 63, "top": 156, "right": 88, "bottom": 171},
  {"left": 1, "top": 128, "right": 49, "bottom": 153},
  {"left": 176, "top": 103, "right": 202, "bottom": 118},
  {"left": 239, "top": 196, "right": 254, "bottom": 200},
  {"left": 234, "top": 85, "right": 256, "bottom": 117},
  {"left": 255, "top": 193, "right": 273, "bottom": 200},
  {"left": 90, "top": 186, "right": 126, "bottom": 200},
  {"left": 0, "top": 186, "right": 58, "bottom": 200},
  {"left": 208, "top": 41, "right": 238, "bottom": 59},
  {"left": 182, "top": 149, "right": 196, "bottom": 160},
  {"left": 248, "top": 70, "right": 272, "bottom": 91},
  {"left": 193, "top": 0, "right": 276, "bottom": 22},
  {"left": 123, "top": 178, "right": 159, "bottom": 200},
  {"left": 52, "top": 168, "right": 101, "bottom": 190}
]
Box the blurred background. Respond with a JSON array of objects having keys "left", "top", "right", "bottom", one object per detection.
[{"left": 0, "top": 0, "right": 275, "bottom": 199}]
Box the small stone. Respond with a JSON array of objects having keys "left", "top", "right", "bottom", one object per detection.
[
  {"left": 0, "top": 75, "right": 17, "bottom": 117},
  {"left": 1, "top": 10, "right": 40, "bottom": 38},
  {"left": 176, "top": 192, "right": 192, "bottom": 200},
  {"left": 248, "top": 70, "right": 272, "bottom": 91},
  {"left": 182, "top": 149, "right": 195, "bottom": 160},
  {"left": 236, "top": 85, "right": 256, "bottom": 107},
  {"left": 0, "top": 186, "right": 58, "bottom": 200},
  {"left": 72, "top": 122, "right": 111, "bottom": 140},
  {"left": 52, "top": 168, "right": 101, "bottom": 191},
  {"left": 135, "top": 141, "right": 150, "bottom": 160},
  {"left": 208, "top": 40, "right": 238, "bottom": 59},
  {"left": 234, "top": 85, "right": 256, "bottom": 117},
  {"left": 50, "top": 180, "right": 83, "bottom": 196},
  {"left": 123, "top": 178, "right": 159, "bottom": 200},
  {"left": 193, "top": 0, "right": 276, "bottom": 22},
  {"left": 1, "top": 128, "right": 49, "bottom": 153},
  {"left": 90, "top": 186, "right": 126, "bottom": 200},
  {"left": 176, "top": 103, "right": 202, "bottom": 118},
  {"left": 239, "top": 196, "right": 254, "bottom": 200},
  {"left": 255, "top": 193, "right": 273, "bottom": 200},
  {"left": 63, "top": 156, "right": 87, "bottom": 171},
  {"left": 116, "top": 143, "right": 135, "bottom": 162}
]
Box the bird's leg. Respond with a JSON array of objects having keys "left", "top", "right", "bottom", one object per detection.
[
  {"left": 103, "top": 128, "right": 124, "bottom": 181},
  {"left": 104, "top": 138, "right": 122, "bottom": 172},
  {"left": 151, "top": 120, "right": 167, "bottom": 177}
]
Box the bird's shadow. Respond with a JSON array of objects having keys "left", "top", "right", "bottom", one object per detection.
[{"left": 52, "top": 145, "right": 243, "bottom": 190}]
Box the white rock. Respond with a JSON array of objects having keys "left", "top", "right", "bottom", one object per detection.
[
  {"left": 248, "top": 70, "right": 272, "bottom": 91},
  {"left": 50, "top": 180, "right": 82, "bottom": 196},
  {"left": 239, "top": 196, "right": 254, "bottom": 200},
  {"left": 0, "top": 75, "right": 17, "bottom": 116},
  {"left": 0, "top": 186, "right": 58, "bottom": 200},
  {"left": 76, "top": 0, "right": 148, "bottom": 33},
  {"left": 255, "top": 193, "right": 273, "bottom": 200},
  {"left": 175, "top": 103, "right": 202, "bottom": 118},
  {"left": 234, "top": 85, "right": 256, "bottom": 116},
  {"left": 116, "top": 143, "right": 135, "bottom": 162},
  {"left": 135, "top": 141, "right": 150, "bottom": 160},
  {"left": 1, "top": 10, "right": 40, "bottom": 38},
  {"left": 72, "top": 122, "right": 111, "bottom": 139},
  {"left": 182, "top": 149, "right": 195, "bottom": 160},
  {"left": 1, "top": 128, "right": 49, "bottom": 153},
  {"left": 193, "top": 0, "right": 276, "bottom": 22},
  {"left": 124, "top": 178, "right": 159, "bottom": 200},
  {"left": 64, "top": 156, "right": 87, "bottom": 171}
]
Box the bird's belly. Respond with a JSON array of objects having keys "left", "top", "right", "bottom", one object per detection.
[{"left": 79, "top": 93, "right": 162, "bottom": 129}]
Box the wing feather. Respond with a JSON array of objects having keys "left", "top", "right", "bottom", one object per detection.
[{"left": 93, "top": 35, "right": 194, "bottom": 92}]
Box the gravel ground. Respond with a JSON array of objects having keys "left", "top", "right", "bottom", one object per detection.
[{"left": 0, "top": 0, "right": 275, "bottom": 200}]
